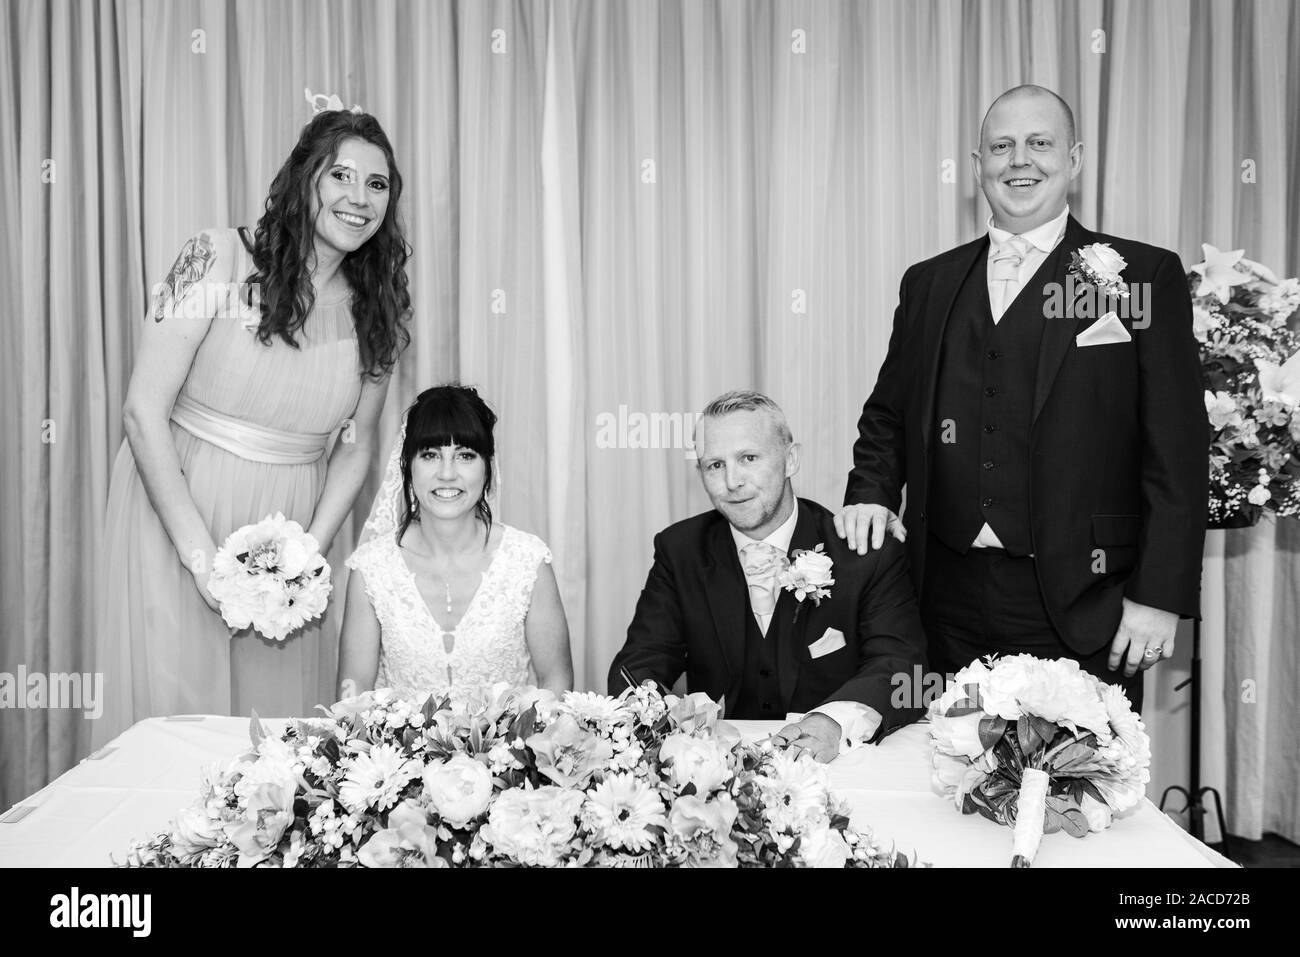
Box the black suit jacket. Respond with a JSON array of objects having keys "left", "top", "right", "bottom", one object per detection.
[
  {"left": 608, "top": 498, "right": 927, "bottom": 742},
  {"left": 845, "top": 215, "right": 1208, "bottom": 654}
]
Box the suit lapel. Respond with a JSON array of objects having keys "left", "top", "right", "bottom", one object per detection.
[
  {"left": 703, "top": 519, "right": 748, "bottom": 677},
  {"left": 921, "top": 238, "right": 988, "bottom": 450},
  {"left": 774, "top": 501, "right": 822, "bottom": 709},
  {"left": 1032, "top": 215, "right": 1093, "bottom": 425}
]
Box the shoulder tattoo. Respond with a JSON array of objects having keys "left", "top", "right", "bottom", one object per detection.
[{"left": 153, "top": 232, "right": 217, "bottom": 322}]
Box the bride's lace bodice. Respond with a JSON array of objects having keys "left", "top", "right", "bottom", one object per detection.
[{"left": 345, "top": 524, "right": 551, "bottom": 701}]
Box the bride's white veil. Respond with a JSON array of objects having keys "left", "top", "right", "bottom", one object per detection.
[
  {"left": 358, "top": 405, "right": 502, "bottom": 547},
  {"left": 357, "top": 416, "right": 408, "bottom": 547}
]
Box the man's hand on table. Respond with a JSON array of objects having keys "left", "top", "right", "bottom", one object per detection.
[{"left": 773, "top": 712, "right": 842, "bottom": 763}]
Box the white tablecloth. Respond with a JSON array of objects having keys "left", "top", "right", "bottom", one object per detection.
[{"left": 0, "top": 715, "right": 1232, "bottom": 868}]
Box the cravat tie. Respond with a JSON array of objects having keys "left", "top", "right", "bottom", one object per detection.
[
  {"left": 741, "top": 542, "right": 784, "bottom": 619},
  {"left": 990, "top": 236, "right": 1031, "bottom": 318}
]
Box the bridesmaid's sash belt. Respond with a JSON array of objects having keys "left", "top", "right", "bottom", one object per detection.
[{"left": 170, "top": 395, "right": 331, "bottom": 465}]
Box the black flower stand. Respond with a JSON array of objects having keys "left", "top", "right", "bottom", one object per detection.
[
  {"left": 1157, "top": 510, "right": 1257, "bottom": 858},
  {"left": 1157, "top": 617, "right": 1231, "bottom": 856}
]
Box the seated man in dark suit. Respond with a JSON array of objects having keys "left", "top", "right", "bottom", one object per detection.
[{"left": 609, "top": 390, "right": 927, "bottom": 762}]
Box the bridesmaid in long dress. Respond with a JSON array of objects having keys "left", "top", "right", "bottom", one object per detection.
[{"left": 92, "top": 109, "right": 412, "bottom": 747}]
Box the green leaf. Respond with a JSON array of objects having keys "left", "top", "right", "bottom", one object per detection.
[
  {"left": 973, "top": 715, "right": 1003, "bottom": 751},
  {"left": 510, "top": 705, "right": 537, "bottom": 741},
  {"left": 1030, "top": 716, "right": 1060, "bottom": 747},
  {"left": 1045, "top": 741, "right": 1095, "bottom": 770},
  {"left": 1015, "top": 716, "right": 1041, "bottom": 757},
  {"left": 1049, "top": 803, "right": 1089, "bottom": 839},
  {"left": 1080, "top": 778, "right": 1106, "bottom": 804}
]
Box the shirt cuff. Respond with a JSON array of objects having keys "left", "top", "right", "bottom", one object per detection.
[{"left": 808, "top": 701, "right": 882, "bottom": 751}]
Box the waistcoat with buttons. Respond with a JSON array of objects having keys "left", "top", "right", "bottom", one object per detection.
[
  {"left": 731, "top": 602, "right": 787, "bottom": 721},
  {"left": 928, "top": 246, "right": 1051, "bottom": 556}
]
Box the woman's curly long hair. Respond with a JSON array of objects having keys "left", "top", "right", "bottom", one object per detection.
[{"left": 242, "top": 110, "right": 411, "bottom": 379}]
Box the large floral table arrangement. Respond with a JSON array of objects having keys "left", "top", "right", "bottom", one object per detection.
[
  {"left": 124, "top": 683, "right": 915, "bottom": 868},
  {"left": 1193, "top": 243, "right": 1300, "bottom": 525}
]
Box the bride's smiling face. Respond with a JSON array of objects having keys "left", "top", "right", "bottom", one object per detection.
[{"left": 412, "top": 444, "right": 487, "bottom": 521}]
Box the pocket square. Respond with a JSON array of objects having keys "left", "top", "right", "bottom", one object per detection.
[
  {"left": 808, "top": 627, "right": 846, "bottom": 659},
  {"left": 1075, "top": 311, "right": 1132, "bottom": 347}
]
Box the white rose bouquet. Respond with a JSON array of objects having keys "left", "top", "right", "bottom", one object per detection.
[
  {"left": 206, "top": 512, "right": 332, "bottom": 641},
  {"left": 124, "top": 682, "right": 918, "bottom": 869},
  {"left": 927, "top": 655, "right": 1150, "bottom": 868},
  {"left": 1190, "top": 244, "right": 1300, "bottom": 524}
]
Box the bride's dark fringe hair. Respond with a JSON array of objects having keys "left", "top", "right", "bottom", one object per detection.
[
  {"left": 242, "top": 110, "right": 411, "bottom": 379},
  {"left": 398, "top": 385, "right": 498, "bottom": 546}
]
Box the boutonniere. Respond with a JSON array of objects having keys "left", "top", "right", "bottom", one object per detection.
[
  {"left": 1068, "top": 242, "right": 1130, "bottom": 300},
  {"left": 777, "top": 543, "right": 835, "bottom": 607}
]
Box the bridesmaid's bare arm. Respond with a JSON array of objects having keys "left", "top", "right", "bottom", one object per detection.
[
  {"left": 524, "top": 561, "right": 574, "bottom": 695},
  {"left": 122, "top": 230, "right": 235, "bottom": 610},
  {"left": 337, "top": 568, "right": 381, "bottom": 697},
  {"left": 307, "top": 375, "right": 388, "bottom": 555}
]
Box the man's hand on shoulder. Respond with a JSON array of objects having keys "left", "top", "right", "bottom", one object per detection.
[{"left": 835, "top": 503, "right": 906, "bottom": 555}]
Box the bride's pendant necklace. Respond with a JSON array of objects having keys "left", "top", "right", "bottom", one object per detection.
[{"left": 438, "top": 580, "right": 457, "bottom": 665}]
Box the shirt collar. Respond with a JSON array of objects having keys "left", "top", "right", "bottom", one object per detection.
[
  {"left": 987, "top": 204, "right": 1070, "bottom": 254},
  {"left": 730, "top": 499, "right": 800, "bottom": 556}
]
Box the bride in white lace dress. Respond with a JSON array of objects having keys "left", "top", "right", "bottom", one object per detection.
[{"left": 338, "top": 386, "right": 573, "bottom": 701}]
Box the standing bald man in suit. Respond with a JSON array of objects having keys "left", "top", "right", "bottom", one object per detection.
[{"left": 837, "top": 85, "right": 1207, "bottom": 711}]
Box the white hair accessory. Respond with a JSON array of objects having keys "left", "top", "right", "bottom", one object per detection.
[{"left": 305, "top": 87, "right": 363, "bottom": 116}]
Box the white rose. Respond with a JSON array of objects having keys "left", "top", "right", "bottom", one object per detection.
[
  {"left": 930, "top": 751, "right": 968, "bottom": 803},
  {"left": 1248, "top": 484, "right": 1271, "bottom": 506},
  {"left": 422, "top": 753, "right": 494, "bottom": 828},
  {"left": 931, "top": 658, "right": 991, "bottom": 717},
  {"left": 278, "top": 536, "right": 310, "bottom": 579},
  {"left": 1016, "top": 659, "right": 1112, "bottom": 740},
  {"left": 1080, "top": 243, "right": 1127, "bottom": 278},
  {"left": 979, "top": 661, "right": 1030, "bottom": 721},
  {"left": 795, "top": 550, "right": 834, "bottom": 584},
  {"left": 659, "top": 733, "right": 732, "bottom": 794},
  {"left": 481, "top": 787, "right": 585, "bottom": 867},
  {"left": 171, "top": 806, "right": 224, "bottom": 860},
  {"left": 928, "top": 710, "right": 987, "bottom": 760},
  {"left": 801, "top": 826, "right": 850, "bottom": 868}
]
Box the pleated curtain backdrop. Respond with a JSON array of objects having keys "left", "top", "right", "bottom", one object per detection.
[{"left": 2, "top": 0, "right": 1298, "bottom": 843}]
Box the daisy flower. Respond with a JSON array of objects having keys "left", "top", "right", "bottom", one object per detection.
[
  {"left": 756, "top": 751, "right": 829, "bottom": 834},
  {"left": 338, "top": 743, "right": 422, "bottom": 814},
  {"left": 561, "top": 691, "right": 627, "bottom": 728},
  {"left": 583, "top": 773, "right": 666, "bottom": 852}
]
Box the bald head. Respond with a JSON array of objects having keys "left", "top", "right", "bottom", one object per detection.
[
  {"left": 972, "top": 84, "right": 1082, "bottom": 233},
  {"left": 980, "top": 85, "right": 1076, "bottom": 150}
]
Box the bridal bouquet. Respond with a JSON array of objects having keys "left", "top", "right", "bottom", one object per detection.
[
  {"left": 123, "top": 683, "right": 915, "bottom": 868},
  {"left": 927, "top": 655, "right": 1150, "bottom": 868},
  {"left": 206, "top": 512, "right": 332, "bottom": 641},
  {"left": 1191, "top": 243, "right": 1300, "bottom": 524}
]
